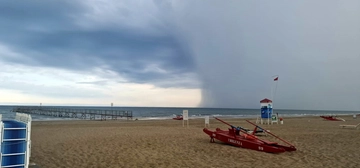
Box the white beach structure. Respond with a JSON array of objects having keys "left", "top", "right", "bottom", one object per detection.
[{"left": 0, "top": 113, "right": 32, "bottom": 168}]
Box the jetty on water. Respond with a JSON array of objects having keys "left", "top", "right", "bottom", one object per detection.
[{"left": 11, "top": 106, "right": 133, "bottom": 121}]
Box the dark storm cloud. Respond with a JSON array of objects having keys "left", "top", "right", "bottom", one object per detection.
[
  {"left": 172, "top": 0, "right": 360, "bottom": 110},
  {"left": 0, "top": 1, "right": 196, "bottom": 88},
  {"left": 2, "top": 0, "right": 360, "bottom": 110}
]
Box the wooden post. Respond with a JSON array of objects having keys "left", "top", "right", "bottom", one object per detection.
[
  {"left": 205, "top": 116, "right": 210, "bottom": 127},
  {"left": 183, "top": 110, "right": 189, "bottom": 128}
]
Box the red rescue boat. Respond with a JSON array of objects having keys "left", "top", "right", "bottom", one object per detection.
[
  {"left": 320, "top": 116, "right": 345, "bottom": 121},
  {"left": 172, "top": 115, "right": 183, "bottom": 120},
  {"left": 203, "top": 117, "right": 296, "bottom": 153}
]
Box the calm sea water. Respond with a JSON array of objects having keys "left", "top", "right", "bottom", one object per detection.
[{"left": 0, "top": 105, "right": 358, "bottom": 121}]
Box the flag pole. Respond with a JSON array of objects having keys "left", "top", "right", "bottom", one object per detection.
[
  {"left": 271, "top": 75, "right": 279, "bottom": 101},
  {"left": 274, "top": 79, "right": 279, "bottom": 102},
  {"left": 269, "top": 79, "right": 272, "bottom": 125},
  {"left": 271, "top": 75, "right": 279, "bottom": 124}
]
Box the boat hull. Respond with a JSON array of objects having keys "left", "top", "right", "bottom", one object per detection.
[
  {"left": 173, "top": 116, "right": 183, "bottom": 120},
  {"left": 320, "top": 116, "right": 342, "bottom": 121},
  {"left": 203, "top": 128, "right": 296, "bottom": 153}
]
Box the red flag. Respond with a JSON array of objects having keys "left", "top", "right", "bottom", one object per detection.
[{"left": 274, "top": 77, "right": 278, "bottom": 81}]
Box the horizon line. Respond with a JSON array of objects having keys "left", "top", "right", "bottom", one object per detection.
[{"left": 0, "top": 104, "right": 359, "bottom": 112}]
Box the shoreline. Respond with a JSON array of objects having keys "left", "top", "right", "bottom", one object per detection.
[{"left": 30, "top": 114, "right": 357, "bottom": 123}]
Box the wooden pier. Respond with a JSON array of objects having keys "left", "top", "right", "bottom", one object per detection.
[{"left": 12, "top": 106, "right": 133, "bottom": 121}]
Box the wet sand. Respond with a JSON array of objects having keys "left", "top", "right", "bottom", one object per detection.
[{"left": 30, "top": 115, "right": 360, "bottom": 168}]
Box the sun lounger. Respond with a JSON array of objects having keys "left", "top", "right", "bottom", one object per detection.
[{"left": 339, "top": 123, "right": 360, "bottom": 129}]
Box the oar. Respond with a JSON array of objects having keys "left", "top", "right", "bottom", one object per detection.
[
  {"left": 214, "top": 117, "right": 276, "bottom": 144},
  {"left": 215, "top": 117, "right": 253, "bottom": 133},
  {"left": 214, "top": 117, "right": 240, "bottom": 138},
  {"left": 214, "top": 117, "right": 236, "bottom": 128},
  {"left": 246, "top": 120, "right": 295, "bottom": 147},
  {"left": 337, "top": 117, "right": 345, "bottom": 122}
]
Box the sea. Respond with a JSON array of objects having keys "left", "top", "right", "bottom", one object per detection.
[{"left": 0, "top": 105, "right": 358, "bottom": 121}]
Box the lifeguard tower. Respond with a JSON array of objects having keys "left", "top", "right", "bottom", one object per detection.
[{"left": 257, "top": 98, "right": 273, "bottom": 125}]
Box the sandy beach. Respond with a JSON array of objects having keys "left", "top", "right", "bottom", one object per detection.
[{"left": 30, "top": 115, "right": 360, "bottom": 168}]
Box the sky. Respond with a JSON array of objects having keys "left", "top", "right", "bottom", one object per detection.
[{"left": 0, "top": 0, "right": 359, "bottom": 110}]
